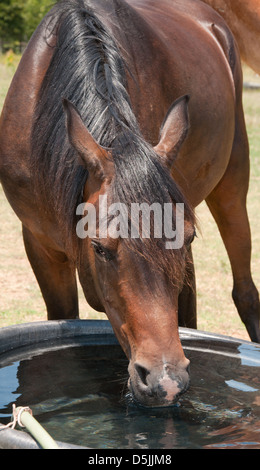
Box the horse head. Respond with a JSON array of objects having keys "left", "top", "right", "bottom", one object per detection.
[{"left": 63, "top": 96, "right": 196, "bottom": 407}]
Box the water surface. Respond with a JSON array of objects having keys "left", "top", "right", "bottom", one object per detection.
[{"left": 0, "top": 340, "right": 259, "bottom": 448}]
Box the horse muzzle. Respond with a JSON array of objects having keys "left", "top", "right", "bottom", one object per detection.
[{"left": 128, "top": 358, "right": 190, "bottom": 407}]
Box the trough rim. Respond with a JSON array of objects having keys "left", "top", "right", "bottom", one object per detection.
[{"left": 0, "top": 319, "right": 259, "bottom": 449}]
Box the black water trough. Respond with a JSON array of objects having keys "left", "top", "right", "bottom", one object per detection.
[{"left": 0, "top": 320, "right": 259, "bottom": 449}]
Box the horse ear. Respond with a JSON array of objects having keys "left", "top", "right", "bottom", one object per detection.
[
  {"left": 63, "top": 99, "right": 112, "bottom": 180},
  {"left": 154, "top": 95, "right": 190, "bottom": 170}
]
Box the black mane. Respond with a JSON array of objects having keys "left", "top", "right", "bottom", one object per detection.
[
  {"left": 31, "top": 0, "right": 136, "bottom": 225},
  {"left": 31, "top": 0, "right": 195, "bottom": 284}
]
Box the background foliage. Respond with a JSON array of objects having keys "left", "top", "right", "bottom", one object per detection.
[{"left": 0, "top": 0, "right": 54, "bottom": 51}]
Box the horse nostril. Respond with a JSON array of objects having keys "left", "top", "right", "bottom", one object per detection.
[{"left": 135, "top": 363, "right": 150, "bottom": 386}]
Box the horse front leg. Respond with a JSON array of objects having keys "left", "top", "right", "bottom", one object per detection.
[
  {"left": 207, "top": 195, "right": 260, "bottom": 343},
  {"left": 178, "top": 245, "right": 197, "bottom": 329},
  {"left": 206, "top": 110, "right": 260, "bottom": 343},
  {"left": 22, "top": 225, "right": 79, "bottom": 320}
]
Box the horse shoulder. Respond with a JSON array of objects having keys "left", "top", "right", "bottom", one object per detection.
[
  {"left": 0, "top": 7, "right": 58, "bottom": 176},
  {"left": 0, "top": 6, "right": 61, "bottom": 241}
]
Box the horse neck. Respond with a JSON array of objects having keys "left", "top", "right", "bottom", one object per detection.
[{"left": 100, "top": 1, "right": 172, "bottom": 146}]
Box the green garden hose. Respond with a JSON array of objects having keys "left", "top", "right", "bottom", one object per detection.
[{"left": 15, "top": 406, "right": 59, "bottom": 449}]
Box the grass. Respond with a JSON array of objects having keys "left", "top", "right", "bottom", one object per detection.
[
  {"left": 0, "top": 56, "right": 259, "bottom": 341},
  {"left": 0, "top": 53, "right": 21, "bottom": 106}
]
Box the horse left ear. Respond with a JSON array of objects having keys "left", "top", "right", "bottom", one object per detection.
[
  {"left": 154, "top": 95, "right": 190, "bottom": 170},
  {"left": 63, "top": 99, "right": 112, "bottom": 180}
]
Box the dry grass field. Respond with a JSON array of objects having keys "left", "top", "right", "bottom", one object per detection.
[{"left": 0, "top": 54, "right": 259, "bottom": 341}]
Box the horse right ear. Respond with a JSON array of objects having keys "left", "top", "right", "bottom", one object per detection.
[
  {"left": 63, "top": 99, "right": 113, "bottom": 181},
  {"left": 154, "top": 95, "right": 190, "bottom": 170}
]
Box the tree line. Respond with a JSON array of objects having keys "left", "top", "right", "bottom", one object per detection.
[{"left": 0, "top": 0, "right": 55, "bottom": 52}]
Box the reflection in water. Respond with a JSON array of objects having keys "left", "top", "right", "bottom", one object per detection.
[
  {"left": 0, "top": 340, "right": 259, "bottom": 449},
  {"left": 225, "top": 379, "right": 258, "bottom": 392},
  {"left": 238, "top": 343, "right": 260, "bottom": 367}
]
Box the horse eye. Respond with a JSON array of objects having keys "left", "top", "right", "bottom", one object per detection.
[
  {"left": 189, "top": 229, "right": 197, "bottom": 244},
  {"left": 187, "top": 229, "right": 197, "bottom": 246},
  {"left": 91, "top": 241, "right": 113, "bottom": 261}
]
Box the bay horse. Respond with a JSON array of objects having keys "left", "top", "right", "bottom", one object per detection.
[
  {"left": 201, "top": 0, "right": 260, "bottom": 74},
  {"left": 0, "top": 0, "right": 259, "bottom": 407}
]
